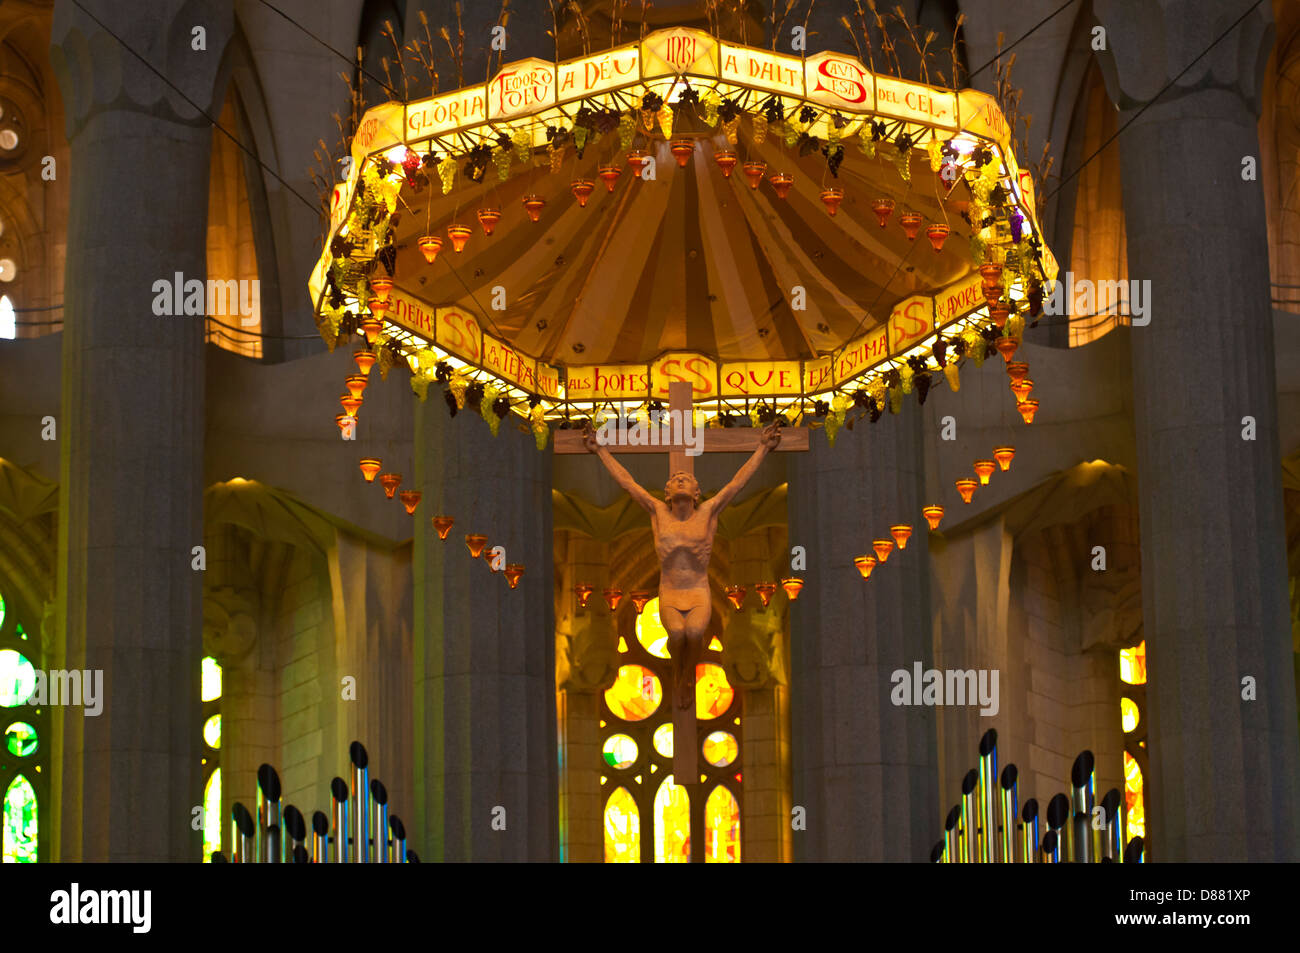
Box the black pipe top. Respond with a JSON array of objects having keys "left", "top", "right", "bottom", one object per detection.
[
  {"left": 231, "top": 802, "right": 256, "bottom": 837},
  {"left": 1101, "top": 788, "right": 1121, "bottom": 816},
  {"left": 370, "top": 779, "right": 389, "bottom": 805},
  {"left": 292, "top": 845, "right": 310, "bottom": 864},
  {"left": 979, "top": 729, "right": 997, "bottom": 756},
  {"left": 1042, "top": 830, "right": 1058, "bottom": 854},
  {"left": 1071, "top": 750, "right": 1095, "bottom": 786},
  {"left": 1000, "top": 764, "right": 1018, "bottom": 789},
  {"left": 961, "top": 769, "right": 978, "bottom": 795},
  {"left": 350, "top": 741, "right": 369, "bottom": 769},
  {"left": 390, "top": 816, "right": 406, "bottom": 840},
  {"left": 407, "top": 850, "right": 420, "bottom": 863},
  {"left": 1046, "top": 793, "right": 1070, "bottom": 828},
  {"left": 283, "top": 805, "right": 307, "bottom": 841},
  {"left": 256, "top": 764, "right": 281, "bottom": 801},
  {"left": 945, "top": 805, "right": 961, "bottom": 831},
  {"left": 930, "top": 841, "right": 946, "bottom": 863},
  {"left": 331, "top": 777, "right": 349, "bottom": 802},
  {"left": 312, "top": 811, "right": 330, "bottom": 836},
  {"left": 1124, "top": 836, "right": 1145, "bottom": 863},
  {"left": 1021, "top": 798, "right": 1039, "bottom": 822},
  {"left": 210, "top": 851, "right": 228, "bottom": 863}
]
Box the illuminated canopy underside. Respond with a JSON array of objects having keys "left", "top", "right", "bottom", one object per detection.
[{"left": 311, "top": 28, "right": 1057, "bottom": 418}]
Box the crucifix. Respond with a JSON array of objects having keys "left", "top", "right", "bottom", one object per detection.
[{"left": 555, "top": 381, "right": 809, "bottom": 784}]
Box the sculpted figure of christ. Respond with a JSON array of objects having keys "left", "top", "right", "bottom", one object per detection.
[{"left": 583, "top": 419, "right": 782, "bottom": 708}]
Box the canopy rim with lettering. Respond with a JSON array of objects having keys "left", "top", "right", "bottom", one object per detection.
[{"left": 310, "top": 27, "right": 1057, "bottom": 447}]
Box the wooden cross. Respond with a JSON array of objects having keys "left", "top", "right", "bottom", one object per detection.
[
  {"left": 557, "top": 382, "right": 809, "bottom": 791},
  {"left": 552, "top": 382, "right": 811, "bottom": 461}
]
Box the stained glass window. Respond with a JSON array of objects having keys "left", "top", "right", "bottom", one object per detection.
[
  {"left": 1120, "top": 643, "right": 1146, "bottom": 685},
  {"left": 0, "top": 649, "right": 35, "bottom": 707},
  {"left": 203, "top": 714, "right": 221, "bottom": 749},
  {"left": 695, "top": 663, "right": 734, "bottom": 720},
  {"left": 599, "top": 603, "right": 742, "bottom": 862},
  {"left": 653, "top": 776, "right": 690, "bottom": 863},
  {"left": 604, "top": 787, "right": 640, "bottom": 863},
  {"left": 704, "top": 785, "right": 741, "bottom": 862},
  {"left": 635, "top": 598, "right": 670, "bottom": 658},
  {"left": 4, "top": 721, "right": 37, "bottom": 757},
  {"left": 1120, "top": 698, "right": 1139, "bottom": 733},
  {"left": 1123, "top": 752, "right": 1145, "bottom": 840},
  {"left": 1119, "top": 641, "right": 1146, "bottom": 845},
  {"left": 602, "top": 734, "right": 638, "bottom": 769},
  {"left": 201, "top": 656, "right": 222, "bottom": 861},
  {"left": 202, "top": 769, "right": 222, "bottom": 863},
  {"left": 605, "top": 664, "right": 662, "bottom": 721},
  {"left": 652, "top": 723, "right": 674, "bottom": 758},
  {"left": 702, "top": 731, "right": 738, "bottom": 767},
  {"left": 201, "top": 656, "right": 223, "bottom": 702},
  {"left": 2, "top": 774, "right": 36, "bottom": 863},
  {"left": 0, "top": 585, "right": 44, "bottom": 861}
]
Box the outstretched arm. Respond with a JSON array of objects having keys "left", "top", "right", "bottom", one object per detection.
[
  {"left": 582, "top": 423, "right": 659, "bottom": 513},
  {"left": 709, "top": 419, "right": 781, "bottom": 512}
]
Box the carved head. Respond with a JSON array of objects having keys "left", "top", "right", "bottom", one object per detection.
[{"left": 664, "top": 471, "right": 701, "bottom": 507}]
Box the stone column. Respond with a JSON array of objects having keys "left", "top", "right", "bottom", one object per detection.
[
  {"left": 49, "top": 0, "right": 231, "bottom": 861},
  {"left": 555, "top": 532, "right": 617, "bottom": 863},
  {"left": 787, "top": 410, "right": 938, "bottom": 861},
  {"left": 412, "top": 400, "right": 556, "bottom": 861},
  {"left": 1095, "top": 0, "right": 1300, "bottom": 861}
]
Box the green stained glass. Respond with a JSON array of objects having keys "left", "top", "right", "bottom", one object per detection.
[
  {"left": 2, "top": 774, "right": 37, "bottom": 863},
  {"left": 602, "top": 733, "right": 637, "bottom": 769},
  {"left": 0, "top": 650, "right": 36, "bottom": 707},
  {"left": 16, "top": 623, "right": 25, "bottom": 640},
  {"left": 0, "top": 590, "right": 5, "bottom": 630},
  {"left": 203, "top": 769, "right": 221, "bottom": 863},
  {"left": 5, "top": 721, "right": 37, "bottom": 757},
  {"left": 203, "top": 714, "right": 221, "bottom": 749},
  {"left": 201, "top": 657, "right": 222, "bottom": 702}
]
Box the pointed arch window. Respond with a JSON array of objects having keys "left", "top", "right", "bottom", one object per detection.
[
  {"left": 600, "top": 597, "right": 742, "bottom": 862},
  {"left": 0, "top": 588, "right": 46, "bottom": 862}
]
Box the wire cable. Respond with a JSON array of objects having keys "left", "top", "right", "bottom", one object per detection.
[
  {"left": 69, "top": 0, "right": 322, "bottom": 218},
  {"left": 1044, "top": 0, "right": 1266, "bottom": 202}
]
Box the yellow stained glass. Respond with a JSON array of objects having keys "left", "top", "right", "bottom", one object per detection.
[
  {"left": 702, "top": 730, "right": 739, "bottom": 767},
  {"left": 603, "top": 733, "right": 638, "bottom": 769},
  {"left": 203, "top": 714, "right": 222, "bottom": 749},
  {"left": 652, "top": 722, "right": 674, "bottom": 758},
  {"left": 695, "top": 663, "right": 734, "bottom": 720},
  {"left": 654, "top": 775, "right": 690, "bottom": 863},
  {"left": 203, "top": 769, "right": 221, "bottom": 862},
  {"left": 1121, "top": 697, "right": 1139, "bottom": 733},
  {"left": 1124, "top": 751, "right": 1145, "bottom": 842},
  {"left": 707, "top": 636, "right": 722, "bottom": 651},
  {"left": 635, "top": 598, "right": 670, "bottom": 659},
  {"left": 606, "top": 664, "right": 662, "bottom": 721},
  {"left": 1120, "top": 641, "right": 1146, "bottom": 685},
  {"left": 704, "top": 785, "right": 741, "bottom": 863},
  {"left": 201, "top": 656, "right": 222, "bottom": 702},
  {"left": 604, "top": 787, "right": 640, "bottom": 862}
]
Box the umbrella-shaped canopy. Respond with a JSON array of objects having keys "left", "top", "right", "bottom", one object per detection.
[{"left": 310, "top": 28, "right": 1056, "bottom": 426}]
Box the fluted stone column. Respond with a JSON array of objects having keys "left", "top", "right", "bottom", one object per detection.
[
  {"left": 412, "top": 401, "right": 556, "bottom": 861},
  {"left": 1095, "top": 0, "right": 1300, "bottom": 861},
  {"left": 49, "top": 0, "right": 232, "bottom": 861},
  {"left": 788, "top": 410, "right": 937, "bottom": 861}
]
